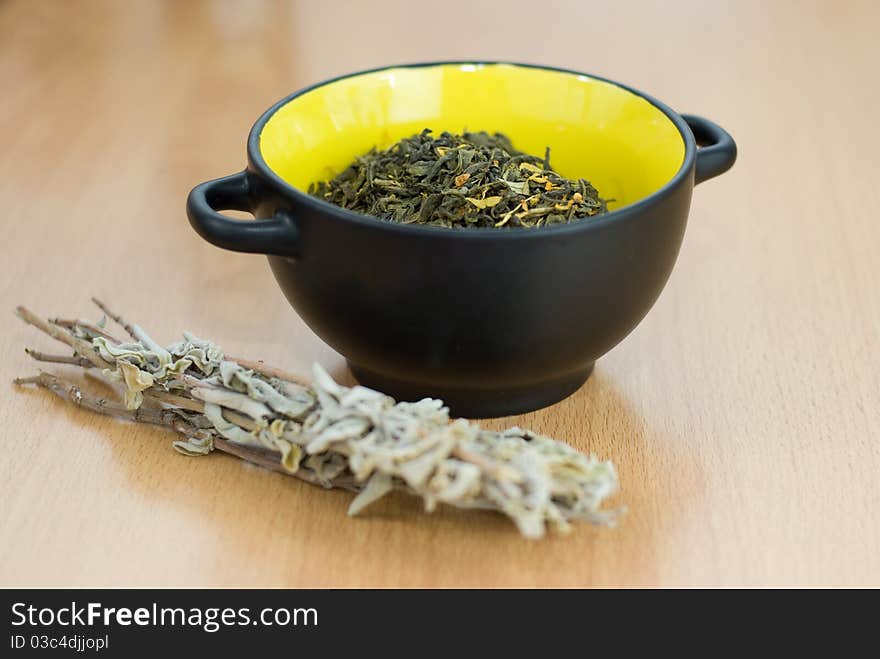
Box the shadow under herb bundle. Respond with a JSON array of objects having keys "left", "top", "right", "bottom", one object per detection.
[{"left": 309, "top": 129, "right": 609, "bottom": 229}]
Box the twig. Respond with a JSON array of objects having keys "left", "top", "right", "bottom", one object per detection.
[
  {"left": 51, "top": 318, "right": 120, "bottom": 342},
  {"left": 91, "top": 297, "right": 138, "bottom": 340},
  {"left": 14, "top": 370, "right": 357, "bottom": 491},
  {"left": 14, "top": 371, "right": 171, "bottom": 426},
  {"left": 144, "top": 389, "right": 258, "bottom": 431},
  {"left": 212, "top": 437, "right": 359, "bottom": 491},
  {"left": 25, "top": 348, "right": 94, "bottom": 369},
  {"left": 224, "top": 355, "right": 309, "bottom": 387},
  {"left": 144, "top": 388, "right": 205, "bottom": 414},
  {"left": 15, "top": 307, "right": 112, "bottom": 369}
]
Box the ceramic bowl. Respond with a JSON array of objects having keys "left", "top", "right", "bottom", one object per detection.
[{"left": 187, "top": 62, "right": 736, "bottom": 417}]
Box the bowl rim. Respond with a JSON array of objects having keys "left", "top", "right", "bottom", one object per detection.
[{"left": 246, "top": 60, "right": 696, "bottom": 239}]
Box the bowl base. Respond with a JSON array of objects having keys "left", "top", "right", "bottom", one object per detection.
[{"left": 346, "top": 362, "right": 594, "bottom": 419}]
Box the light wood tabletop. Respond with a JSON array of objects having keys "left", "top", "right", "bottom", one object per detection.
[{"left": 2, "top": 0, "right": 878, "bottom": 587}]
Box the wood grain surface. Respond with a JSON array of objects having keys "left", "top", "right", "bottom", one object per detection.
[{"left": 1, "top": 0, "right": 878, "bottom": 587}]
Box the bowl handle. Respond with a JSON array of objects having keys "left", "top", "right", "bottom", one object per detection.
[
  {"left": 682, "top": 115, "right": 737, "bottom": 185},
  {"left": 186, "top": 171, "right": 298, "bottom": 257}
]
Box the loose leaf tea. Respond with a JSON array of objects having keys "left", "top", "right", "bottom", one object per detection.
[
  {"left": 309, "top": 129, "right": 609, "bottom": 228},
  {"left": 14, "top": 299, "right": 620, "bottom": 539}
]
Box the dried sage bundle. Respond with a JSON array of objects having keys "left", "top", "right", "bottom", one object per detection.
[
  {"left": 309, "top": 129, "right": 608, "bottom": 228},
  {"left": 14, "top": 300, "right": 620, "bottom": 538}
]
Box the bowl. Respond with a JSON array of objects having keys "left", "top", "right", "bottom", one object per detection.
[{"left": 187, "top": 62, "right": 736, "bottom": 417}]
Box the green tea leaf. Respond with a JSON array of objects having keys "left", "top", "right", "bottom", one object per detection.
[{"left": 310, "top": 129, "right": 607, "bottom": 229}]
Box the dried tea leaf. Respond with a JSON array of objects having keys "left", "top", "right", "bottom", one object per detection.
[
  {"left": 116, "top": 360, "right": 154, "bottom": 392},
  {"left": 203, "top": 402, "right": 260, "bottom": 446},
  {"left": 276, "top": 439, "right": 303, "bottom": 473},
  {"left": 173, "top": 432, "right": 214, "bottom": 456},
  {"left": 310, "top": 129, "right": 608, "bottom": 229},
  {"left": 193, "top": 387, "right": 272, "bottom": 421},
  {"left": 347, "top": 472, "right": 393, "bottom": 515},
  {"left": 465, "top": 195, "right": 502, "bottom": 209},
  {"left": 502, "top": 179, "right": 530, "bottom": 195}
]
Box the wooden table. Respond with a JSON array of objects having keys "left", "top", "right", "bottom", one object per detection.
[{"left": 2, "top": 0, "right": 878, "bottom": 587}]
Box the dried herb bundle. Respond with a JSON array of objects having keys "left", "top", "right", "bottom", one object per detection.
[
  {"left": 13, "top": 300, "right": 620, "bottom": 538},
  {"left": 309, "top": 129, "right": 608, "bottom": 228}
]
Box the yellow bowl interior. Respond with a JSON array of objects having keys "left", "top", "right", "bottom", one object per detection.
[{"left": 259, "top": 63, "right": 685, "bottom": 211}]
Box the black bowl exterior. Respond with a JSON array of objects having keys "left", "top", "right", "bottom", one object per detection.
[
  {"left": 187, "top": 63, "right": 736, "bottom": 417},
  {"left": 248, "top": 174, "right": 692, "bottom": 417}
]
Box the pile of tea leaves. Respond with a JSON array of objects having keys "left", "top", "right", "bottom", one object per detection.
[{"left": 309, "top": 129, "right": 608, "bottom": 229}]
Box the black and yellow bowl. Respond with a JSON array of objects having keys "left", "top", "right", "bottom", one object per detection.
[{"left": 187, "top": 62, "right": 736, "bottom": 417}]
